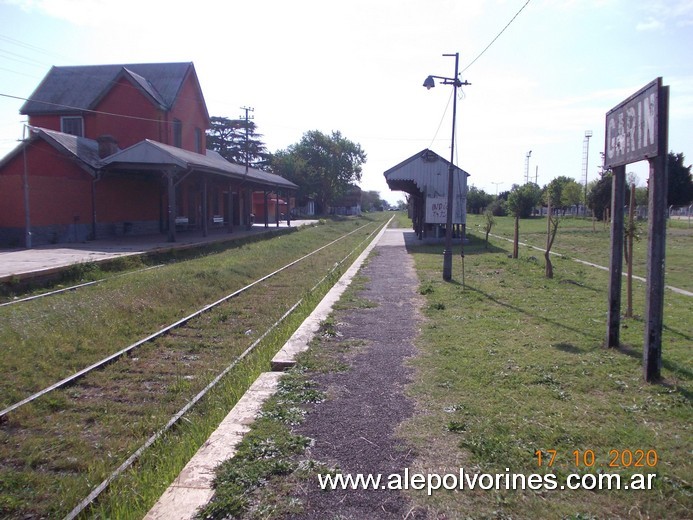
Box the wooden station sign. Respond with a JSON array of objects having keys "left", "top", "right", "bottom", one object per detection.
[{"left": 604, "top": 78, "right": 661, "bottom": 169}]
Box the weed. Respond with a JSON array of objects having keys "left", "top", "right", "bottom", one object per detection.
[
  {"left": 419, "top": 282, "right": 434, "bottom": 295},
  {"left": 446, "top": 420, "right": 467, "bottom": 433}
]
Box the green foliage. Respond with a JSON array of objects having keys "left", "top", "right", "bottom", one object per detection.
[
  {"left": 206, "top": 116, "right": 270, "bottom": 168},
  {"left": 360, "top": 190, "right": 388, "bottom": 211},
  {"left": 561, "top": 180, "right": 583, "bottom": 208},
  {"left": 507, "top": 182, "right": 541, "bottom": 218},
  {"left": 542, "top": 176, "right": 583, "bottom": 213},
  {"left": 587, "top": 172, "right": 612, "bottom": 220},
  {"left": 483, "top": 209, "right": 495, "bottom": 249},
  {"left": 635, "top": 186, "right": 648, "bottom": 206},
  {"left": 466, "top": 186, "right": 494, "bottom": 214},
  {"left": 271, "top": 130, "right": 367, "bottom": 213},
  {"left": 667, "top": 152, "right": 693, "bottom": 206},
  {"left": 487, "top": 198, "right": 507, "bottom": 216}
]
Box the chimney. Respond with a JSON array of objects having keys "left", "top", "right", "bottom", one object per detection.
[{"left": 97, "top": 135, "right": 119, "bottom": 158}]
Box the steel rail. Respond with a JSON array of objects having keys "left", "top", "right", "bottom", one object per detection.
[
  {"left": 63, "top": 218, "right": 390, "bottom": 520},
  {"left": 0, "top": 264, "right": 164, "bottom": 308},
  {"left": 0, "top": 222, "right": 374, "bottom": 419}
]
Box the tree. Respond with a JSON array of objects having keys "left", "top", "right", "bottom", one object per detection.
[
  {"left": 587, "top": 172, "right": 612, "bottom": 221},
  {"left": 487, "top": 198, "right": 507, "bottom": 216},
  {"left": 507, "top": 183, "right": 541, "bottom": 258},
  {"left": 206, "top": 116, "right": 270, "bottom": 168},
  {"left": 272, "top": 130, "right": 366, "bottom": 214},
  {"left": 507, "top": 183, "right": 542, "bottom": 219},
  {"left": 542, "top": 176, "right": 583, "bottom": 215},
  {"left": 635, "top": 186, "right": 648, "bottom": 206},
  {"left": 467, "top": 186, "right": 494, "bottom": 214},
  {"left": 562, "top": 181, "right": 583, "bottom": 214},
  {"left": 624, "top": 183, "right": 642, "bottom": 318},
  {"left": 483, "top": 209, "right": 495, "bottom": 249},
  {"left": 667, "top": 152, "right": 693, "bottom": 206},
  {"left": 361, "top": 190, "right": 387, "bottom": 211},
  {"left": 544, "top": 195, "right": 560, "bottom": 278}
]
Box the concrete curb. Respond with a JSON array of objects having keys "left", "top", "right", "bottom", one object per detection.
[
  {"left": 271, "top": 218, "right": 391, "bottom": 370},
  {"left": 143, "top": 372, "right": 283, "bottom": 520}
]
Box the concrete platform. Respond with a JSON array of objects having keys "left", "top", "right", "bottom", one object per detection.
[
  {"left": 144, "top": 372, "right": 283, "bottom": 520},
  {"left": 0, "top": 221, "right": 316, "bottom": 283},
  {"left": 271, "top": 221, "right": 390, "bottom": 370}
]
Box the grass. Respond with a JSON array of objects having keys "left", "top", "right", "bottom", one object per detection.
[
  {"left": 0, "top": 214, "right": 391, "bottom": 519},
  {"left": 466, "top": 214, "right": 693, "bottom": 292},
  {"left": 401, "top": 216, "right": 691, "bottom": 519}
]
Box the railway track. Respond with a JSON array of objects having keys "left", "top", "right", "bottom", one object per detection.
[
  {"left": 0, "top": 216, "right": 388, "bottom": 519},
  {"left": 0, "top": 265, "right": 164, "bottom": 308}
]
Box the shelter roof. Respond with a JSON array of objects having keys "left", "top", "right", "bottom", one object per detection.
[{"left": 384, "top": 149, "right": 469, "bottom": 195}]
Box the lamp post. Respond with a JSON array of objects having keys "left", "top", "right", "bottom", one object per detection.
[{"left": 424, "top": 52, "right": 470, "bottom": 281}]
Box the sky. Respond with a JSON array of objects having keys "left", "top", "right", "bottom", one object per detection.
[{"left": 0, "top": 0, "right": 692, "bottom": 205}]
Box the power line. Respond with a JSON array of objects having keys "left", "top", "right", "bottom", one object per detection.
[
  {"left": 460, "top": 0, "right": 531, "bottom": 74},
  {"left": 0, "top": 92, "right": 179, "bottom": 125}
]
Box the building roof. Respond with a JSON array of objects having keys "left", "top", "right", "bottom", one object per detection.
[
  {"left": 20, "top": 62, "right": 196, "bottom": 115},
  {"left": 0, "top": 126, "right": 101, "bottom": 174}
]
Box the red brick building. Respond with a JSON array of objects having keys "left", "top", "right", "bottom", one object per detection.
[{"left": 0, "top": 62, "right": 296, "bottom": 247}]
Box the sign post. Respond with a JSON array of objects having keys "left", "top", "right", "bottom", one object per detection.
[
  {"left": 603, "top": 78, "right": 669, "bottom": 381},
  {"left": 606, "top": 164, "right": 626, "bottom": 348},
  {"left": 643, "top": 85, "right": 669, "bottom": 381}
]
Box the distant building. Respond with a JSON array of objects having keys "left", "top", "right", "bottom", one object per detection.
[
  {"left": 330, "top": 185, "right": 362, "bottom": 216},
  {"left": 0, "top": 62, "right": 296, "bottom": 247},
  {"left": 384, "top": 149, "right": 469, "bottom": 239}
]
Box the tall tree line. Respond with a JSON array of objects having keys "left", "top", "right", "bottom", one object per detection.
[{"left": 207, "top": 118, "right": 367, "bottom": 214}]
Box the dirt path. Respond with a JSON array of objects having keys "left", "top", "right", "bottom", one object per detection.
[{"left": 286, "top": 228, "right": 424, "bottom": 519}]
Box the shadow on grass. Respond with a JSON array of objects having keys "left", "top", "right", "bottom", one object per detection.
[
  {"left": 461, "top": 283, "right": 603, "bottom": 343},
  {"left": 610, "top": 343, "right": 693, "bottom": 383},
  {"left": 404, "top": 232, "right": 508, "bottom": 256},
  {"left": 472, "top": 284, "right": 692, "bottom": 402},
  {"left": 553, "top": 342, "right": 584, "bottom": 354}
]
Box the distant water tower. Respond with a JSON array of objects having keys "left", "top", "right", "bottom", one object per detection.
[{"left": 582, "top": 130, "right": 593, "bottom": 215}]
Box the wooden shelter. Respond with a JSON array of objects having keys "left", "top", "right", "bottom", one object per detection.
[{"left": 384, "top": 149, "right": 469, "bottom": 239}]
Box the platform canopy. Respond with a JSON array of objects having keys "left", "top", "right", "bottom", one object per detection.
[{"left": 102, "top": 140, "right": 297, "bottom": 190}]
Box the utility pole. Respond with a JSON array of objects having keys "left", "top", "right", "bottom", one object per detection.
[
  {"left": 240, "top": 106, "right": 254, "bottom": 229},
  {"left": 583, "top": 130, "right": 592, "bottom": 216},
  {"left": 240, "top": 106, "right": 254, "bottom": 174},
  {"left": 525, "top": 150, "right": 532, "bottom": 184},
  {"left": 491, "top": 181, "right": 503, "bottom": 196}
]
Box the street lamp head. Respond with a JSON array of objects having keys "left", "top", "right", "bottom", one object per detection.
[{"left": 423, "top": 76, "right": 436, "bottom": 90}]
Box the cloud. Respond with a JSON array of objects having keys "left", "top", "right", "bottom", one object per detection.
[
  {"left": 636, "top": 17, "right": 664, "bottom": 31},
  {"left": 637, "top": 0, "right": 693, "bottom": 30}
]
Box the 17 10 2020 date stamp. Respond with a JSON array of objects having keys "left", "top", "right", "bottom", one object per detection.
[{"left": 535, "top": 449, "right": 659, "bottom": 469}]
